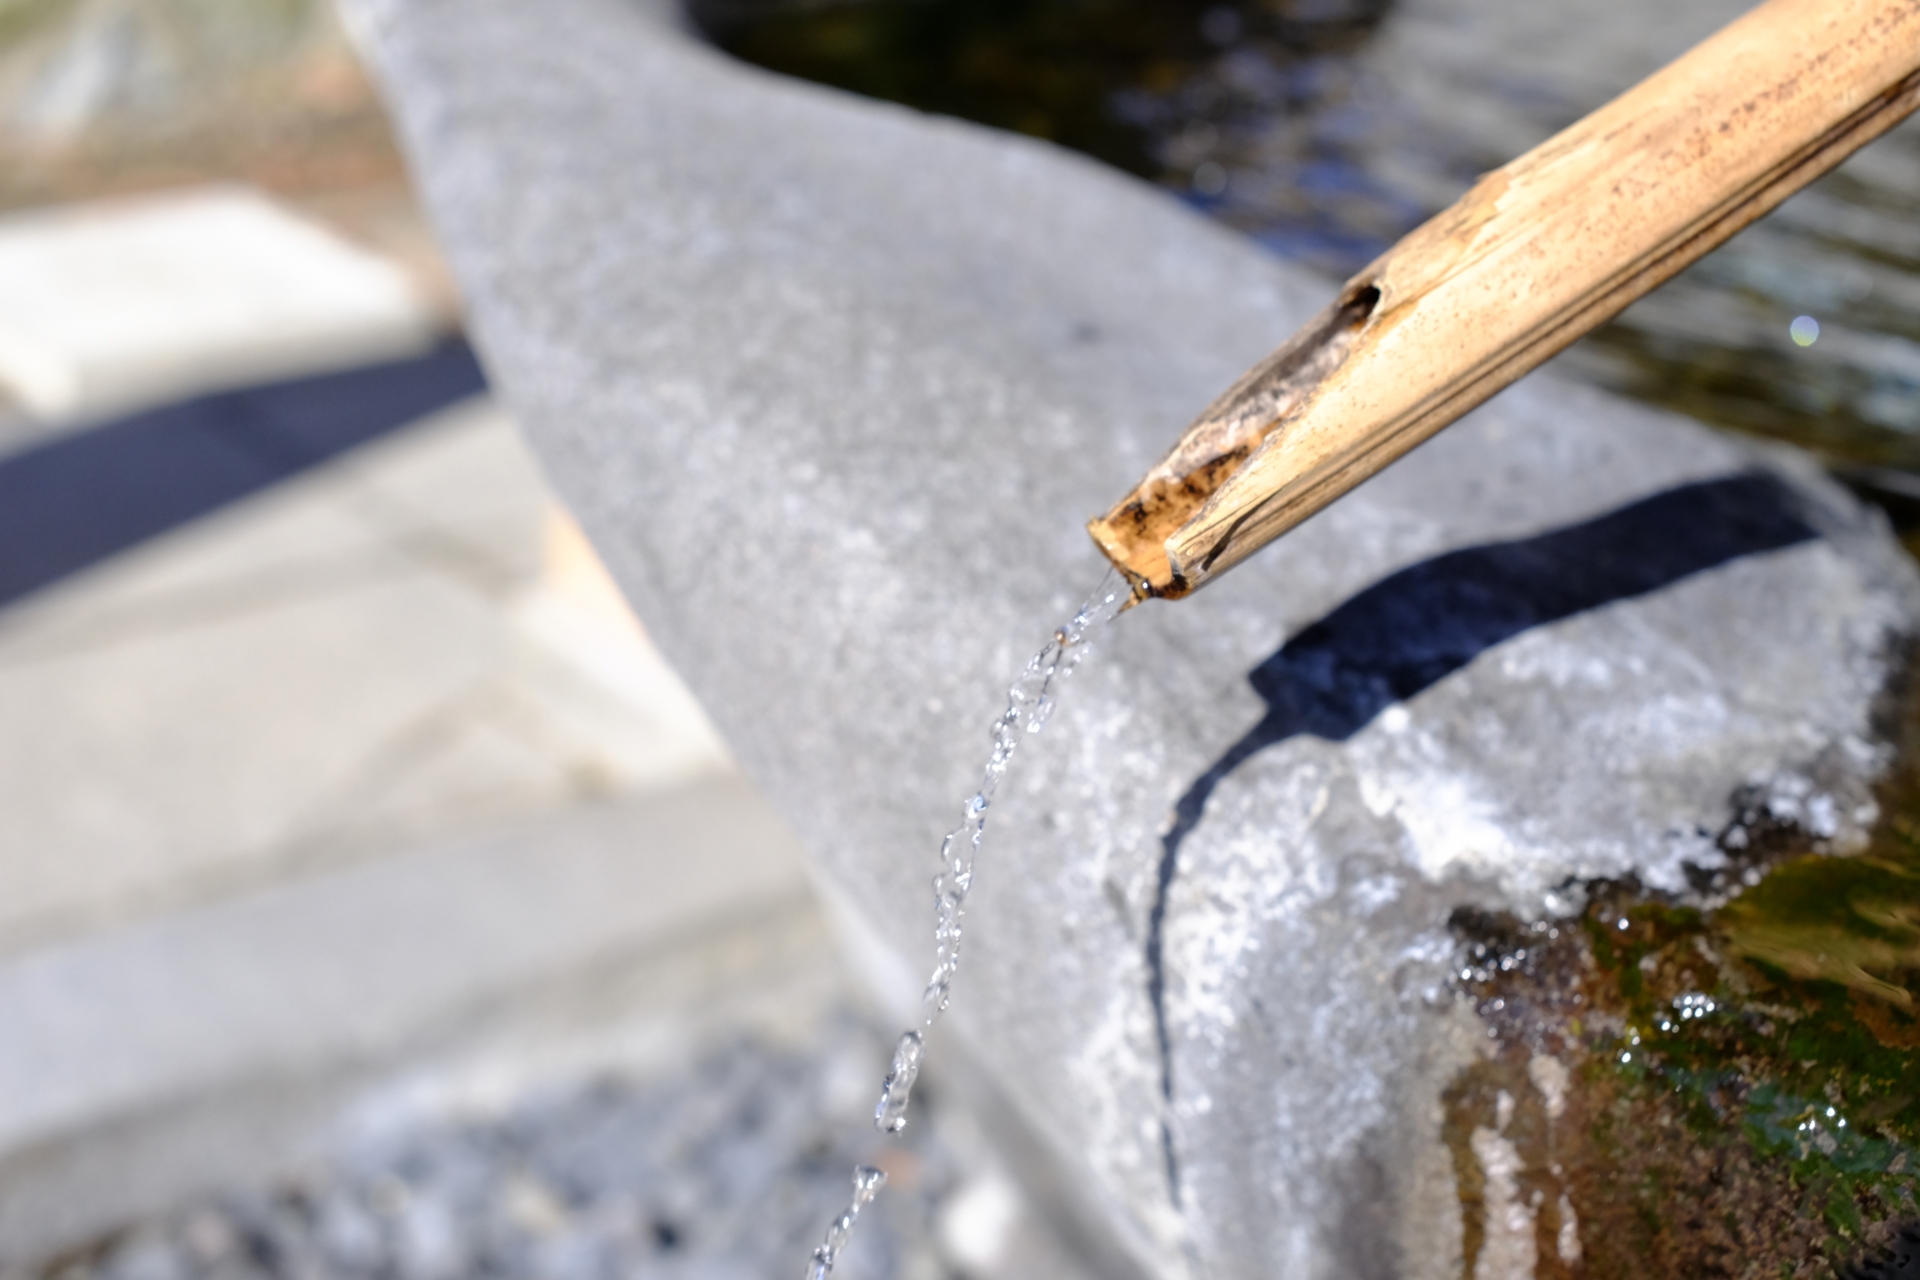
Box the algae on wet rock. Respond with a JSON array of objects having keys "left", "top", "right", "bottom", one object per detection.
[{"left": 1450, "top": 674, "right": 1920, "bottom": 1277}]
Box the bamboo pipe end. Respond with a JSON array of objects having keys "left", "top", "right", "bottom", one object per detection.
[
  {"left": 1085, "top": 284, "right": 1382, "bottom": 600},
  {"left": 1084, "top": 478, "right": 1222, "bottom": 604}
]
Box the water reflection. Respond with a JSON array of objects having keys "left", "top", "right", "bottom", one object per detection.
[{"left": 696, "top": 0, "right": 1920, "bottom": 473}]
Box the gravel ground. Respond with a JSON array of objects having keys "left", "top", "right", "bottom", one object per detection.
[{"left": 33, "top": 1012, "right": 993, "bottom": 1280}]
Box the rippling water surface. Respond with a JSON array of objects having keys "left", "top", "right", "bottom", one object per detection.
[{"left": 696, "top": 0, "right": 1920, "bottom": 476}]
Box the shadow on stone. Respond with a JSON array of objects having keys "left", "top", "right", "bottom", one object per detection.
[
  {"left": 1143, "top": 470, "right": 1820, "bottom": 1198},
  {"left": 0, "top": 338, "right": 487, "bottom": 610}
]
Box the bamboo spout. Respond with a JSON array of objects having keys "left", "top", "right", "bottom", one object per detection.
[{"left": 1089, "top": 0, "right": 1920, "bottom": 602}]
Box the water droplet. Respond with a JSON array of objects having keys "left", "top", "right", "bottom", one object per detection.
[
  {"left": 875, "top": 1030, "right": 925, "bottom": 1133},
  {"left": 1790, "top": 314, "right": 1820, "bottom": 346},
  {"left": 852, "top": 1166, "right": 888, "bottom": 1206},
  {"left": 920, "top": 970, "right": 953, "bottom": 1020},
  {"left": 799, "top": 1168, "right": 892, "bottom": 1279}
]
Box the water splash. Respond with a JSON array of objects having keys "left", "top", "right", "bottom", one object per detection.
[{"left": 803, "top": 571, "right": 1127, "bottom": 1276}]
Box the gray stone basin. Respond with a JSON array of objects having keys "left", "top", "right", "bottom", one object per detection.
[{"left": 338, "top": 0, "right": 1920, "bottom": 1273}]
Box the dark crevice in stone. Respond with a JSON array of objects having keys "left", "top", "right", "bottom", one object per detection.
[{"left": 1846, "top": 1219, "right": 1920, "bottom": 1280}]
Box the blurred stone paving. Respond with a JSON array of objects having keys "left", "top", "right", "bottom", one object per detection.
[
  {"left": 0, "top": 188, "right": 1095, "bottom": 1279},
  {"left": 18, "top": 1013, "right": 1073, "bottom": 1280}
]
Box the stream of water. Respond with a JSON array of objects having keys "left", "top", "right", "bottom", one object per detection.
[{"left": 802, "top": 573, "right": 1128, "bottom": 1279}]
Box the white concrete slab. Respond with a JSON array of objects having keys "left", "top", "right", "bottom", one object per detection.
[{"left": 0, "top": 184, "right": 439, "bottom": 418}]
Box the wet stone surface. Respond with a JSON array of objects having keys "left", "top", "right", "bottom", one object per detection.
[
  {"left": 28, "top": 1015, "right": 977, "bottom": 1280},
  {"left": 1444, "top": 662, "right": 1920, "bottom": 1279}
]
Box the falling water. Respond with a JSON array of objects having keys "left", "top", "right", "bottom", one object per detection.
[
  {"left": 804, "top": 1165, "right": 889, "bottom": 1280},
  {"left": 802, "top": 571, "right": 1129, "bottom": 1277}
]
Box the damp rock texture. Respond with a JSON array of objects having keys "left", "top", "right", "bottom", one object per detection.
[{"left": 339, "top": 0, "right": 1920, "bottom": 1275}]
